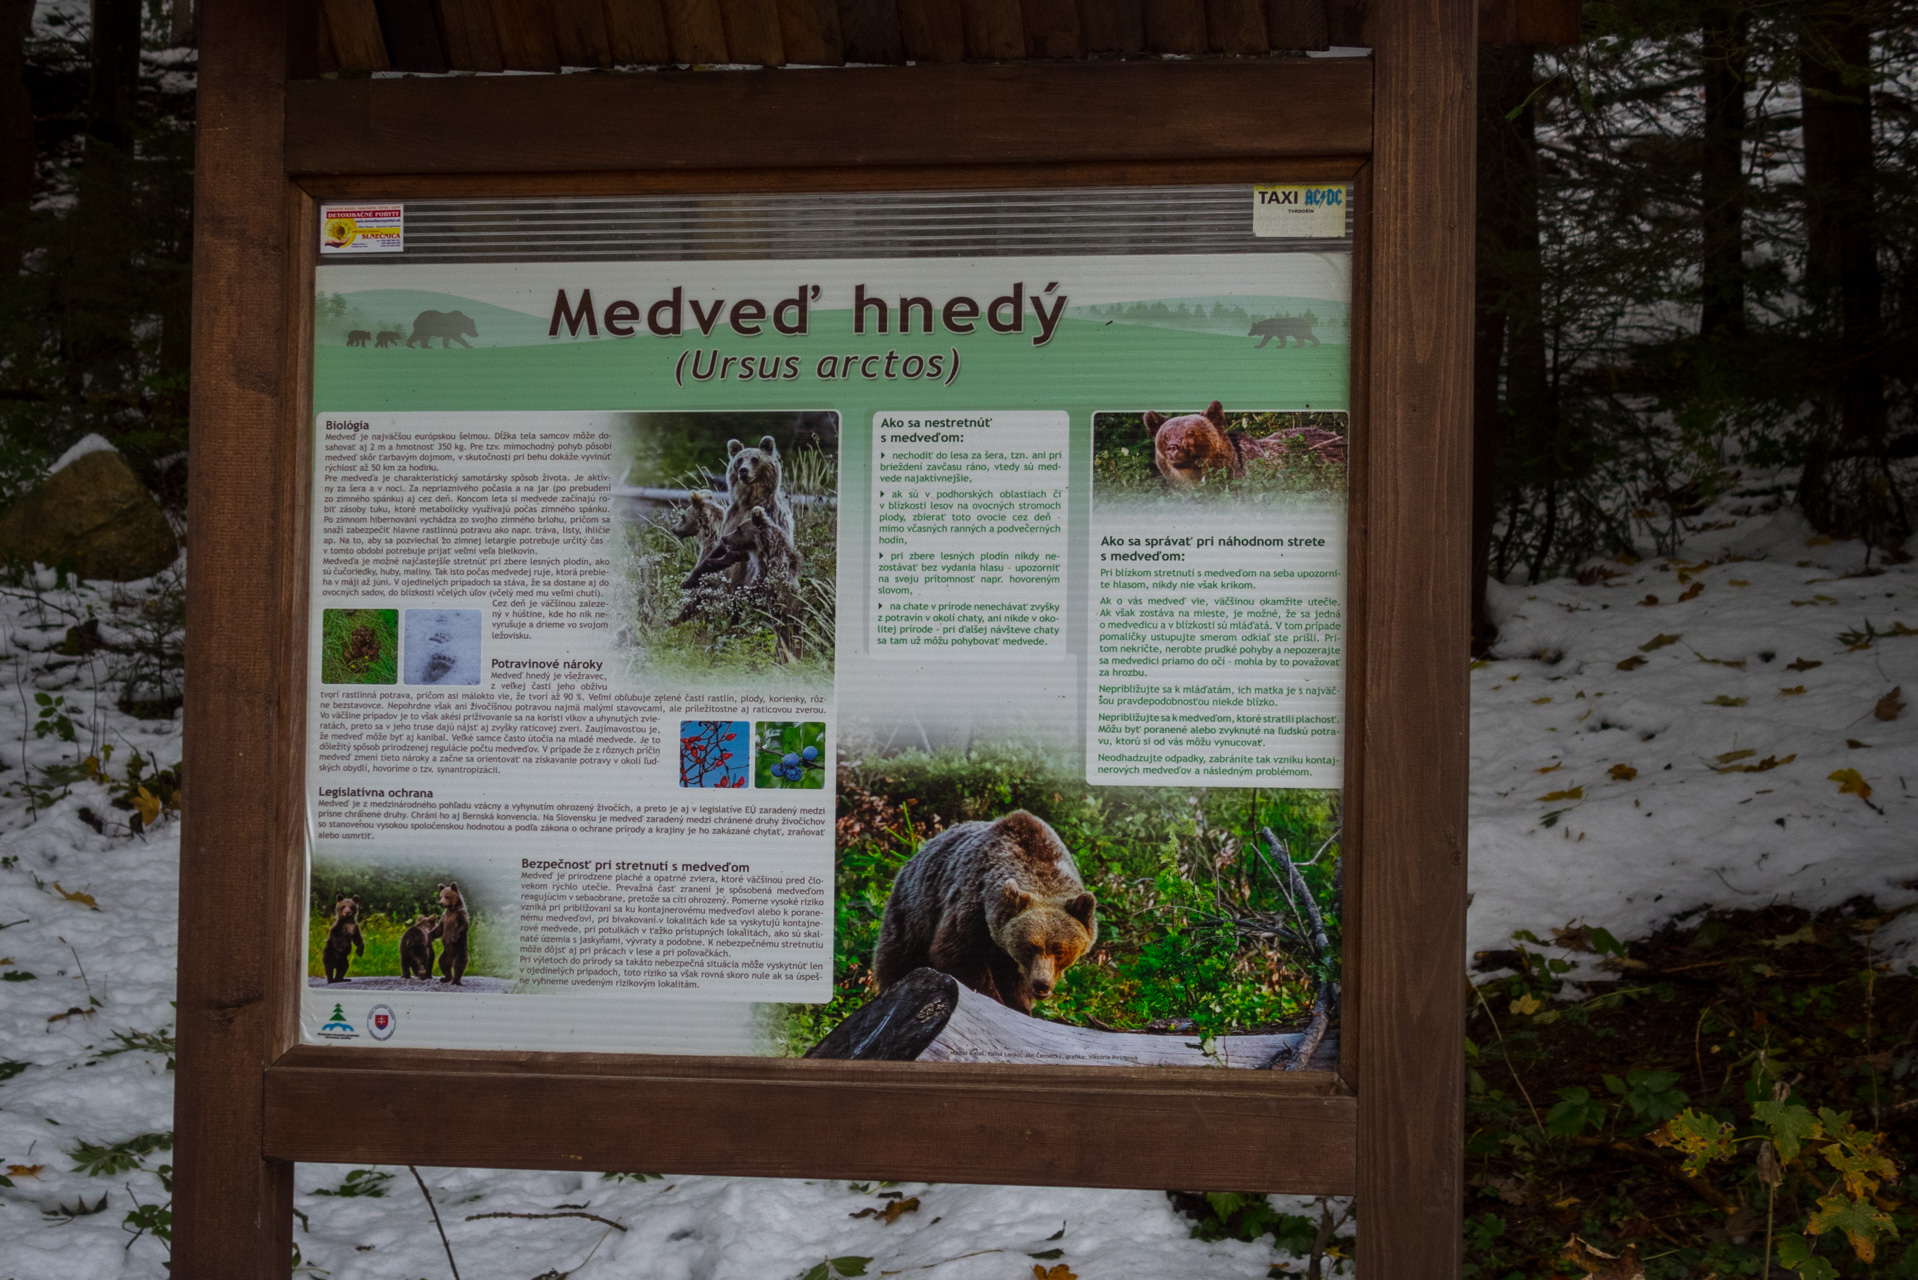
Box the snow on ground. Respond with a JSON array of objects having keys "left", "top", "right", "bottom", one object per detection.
[
  {"left": 1, "top": 481, "right": 1914, "bottom": 1278},
  {"left": 1472, "top": 481, "right": 1918, "bottom": 967}
]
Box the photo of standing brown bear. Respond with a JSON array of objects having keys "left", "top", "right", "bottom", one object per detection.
[
  {"left": 1091, "top": 403, "right": 1348, "bottom": 503},
  {"left": 306, "top": 856, "right": 510, "bottom": 992},
  {"left": 611, "top": 412, "right": 837, "bottom": 688},
  {"left": 428, "top": 881, "right": 469, "bottom": 986},
  {"left": 321, "top": 896, "right": 363, "bottom": 984}
]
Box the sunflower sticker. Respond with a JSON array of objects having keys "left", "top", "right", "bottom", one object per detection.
[{"left": 319, "top": 203, "right": 403, "bottom": 254}]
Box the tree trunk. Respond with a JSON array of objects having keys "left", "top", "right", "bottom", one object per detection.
[
  {"left": 1797, "top": 3, "right": 1904, "bottom": 542},
  {"left": 87, "top": 0, "right": 142, "bottom": 151},
  {"left": 67, "top": 0, "right": 145, "bottom": 408},
  {"left": 807, "top": 968, "right": 1339, "bottom": 1069},
  {"left": 0, "top": 0, "right": 32, "bottom": 280},
  {"left": 1700, "top": 5, "right": 1748, "bottom": 339},
  {"left": 1472, "top": 43, "right": 1543, "bottom": 650}
]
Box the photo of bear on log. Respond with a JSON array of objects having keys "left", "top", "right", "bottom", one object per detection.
[{"left": 789, "top": 749, "right": 1341, "bottom": 1070}]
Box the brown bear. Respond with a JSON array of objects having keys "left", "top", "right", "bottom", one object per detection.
[
  {"left": 427, "top": 882, "right": 469, "bottom": 986},
  {"left": 1148, "top": 401, "right": 1245, "bottom": 488},
  {"left": 399, "top": 912, "right": 437, "bottom": 980},
  {"left": 669, "top": 490, "right": 727, "bottom": 562},
  {"left": 715, "top": 437, "right": 793, "bottom": 585},
  {"left": 321, "top": 897, "right": 363, "bottom": 984},
  {"left": 682, "top": 505, "right": 801, "bottom": 591},
  {"left": 874, "top": 811, "right": 1097, "bottom": 1015}
]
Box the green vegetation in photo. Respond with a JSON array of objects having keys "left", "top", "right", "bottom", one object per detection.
[
  {"left": 774, "top": 744, "right": 1340, "bottom": 1055},
  {"left": 613, "top": 417, "right": 837, "bottom": 688},
  {"left": 1092, "top": 410, "right": 1349, "bottom": 506},
  {"left": 320, "top": 608, "right": 398, "bottom": 685},
  {"left": 307, "top": 862, "right": 508, "bottom": 979},
  {"left": 756, "top": 722, "right": 826, "bottom": 789}
]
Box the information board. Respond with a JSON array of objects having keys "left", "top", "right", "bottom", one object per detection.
[{"left": 301, "top": 187, "right": 1351, "bottom": 1061}]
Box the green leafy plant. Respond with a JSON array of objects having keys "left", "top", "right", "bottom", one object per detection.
[{"left": 69, "top": 1131, "right": 173, "bottom": 1178}]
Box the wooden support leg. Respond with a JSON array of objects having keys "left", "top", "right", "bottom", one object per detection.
[
  {"left": 175, "top": 2, "right": 304, "bottom": 1276},
  {"left": 1358, "top": 1, "right": 1476, "bottom": 1278}
]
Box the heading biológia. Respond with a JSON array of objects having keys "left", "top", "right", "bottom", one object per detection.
[{"left": 547, "top": 282, "right": 1070, "bottom": 348}]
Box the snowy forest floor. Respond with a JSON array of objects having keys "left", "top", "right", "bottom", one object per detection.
[{"left": 0, "top": 476, "right": 1913, "bottom": 1279}]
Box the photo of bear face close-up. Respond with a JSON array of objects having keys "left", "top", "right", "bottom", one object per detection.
[
  {"left": 1092, "top": 404, "right": 1348, "bottom": 506},
  {"left": 611, "top": 411, "right": 837, "bottom": 689}
]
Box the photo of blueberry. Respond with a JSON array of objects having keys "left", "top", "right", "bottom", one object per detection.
[{"left": 753, "top": 721, "right": 826, "bottom": 789}]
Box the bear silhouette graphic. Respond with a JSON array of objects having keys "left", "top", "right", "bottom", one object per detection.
[
  {"left": 345, "top": 329, "right": 371, "bottom": 347},
  {"left": 407, "top": 310, "right": 478, "bottom": 348},
  {"left": 374, "top": 330, "right": 402, "bottom": 348},
  {"left": 1249, "top": 316, "right": 1320, "bottom": 349}
]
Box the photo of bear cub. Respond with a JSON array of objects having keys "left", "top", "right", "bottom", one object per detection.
[
  {"left": 307, "top": 863, "right": 506, "bottom": 992},
  {"left": 611, "top": 411, "right": 837, "bottom": 686},
  {"left": 321, "top": 896, "right": 363, "bottom": 983},
  {"left": 1092, "top": 405, "right": 1348, "bottom": 503},
  {"left": 428, "top": 881, "right": 469, "bottom": 986},
  {"left": 875, "top": 811, "right": 1096, "bottom": 1015}
]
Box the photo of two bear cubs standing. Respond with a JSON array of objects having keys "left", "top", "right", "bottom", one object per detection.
[{"left": 322, "top": 881, "right": 469, "bottom": 986}]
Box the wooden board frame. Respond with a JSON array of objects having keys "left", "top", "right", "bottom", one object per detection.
[{"left": 178, "top": 5, "right": 1470, "bottom": 1276}]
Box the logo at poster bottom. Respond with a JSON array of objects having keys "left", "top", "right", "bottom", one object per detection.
[
  {"left": 367, "top": 1004, "right": 396, "bottom": 1041},
  {"left": 318, "top": 1003, "right": 358, "bottom": 1040}
]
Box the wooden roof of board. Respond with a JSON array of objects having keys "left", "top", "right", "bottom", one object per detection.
[{"left": 314, "top": 0, "right": 1580, "bottom": 73}]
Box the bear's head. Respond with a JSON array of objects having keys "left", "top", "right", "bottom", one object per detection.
[
  {"left": 333, "top": 896, "right": 358, "bottom": 921},
  {"left": 992, "top": 882, "right": 1096, "bottom": 1001},
  {"left": 725, "top": 436, "right": 782, "bottom": 505},
  {"left": 449, "top": 311, "right": 477, "bottom": 338},
  {"left": 411, "top": 913, "right": 436, "bottom": 931},
  {"left": 1151, "top": 402, "right": 1235, "bottom": 484},
  {"left": 437, "top": 882, "right": 463, "bottom": 911},
  {"left": 671, "top": 491, "right": 723, "bottom": 540}
]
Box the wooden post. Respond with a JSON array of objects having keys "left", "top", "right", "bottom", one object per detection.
[
  {"left": 1358, "top": 1, "right": 1474, "bottom": 1278},
  {"left": 174, "top": 2, "right": 300, "bottom": 1277}
]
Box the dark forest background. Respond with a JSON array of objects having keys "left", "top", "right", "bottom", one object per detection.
[{"left": 1, "top": 1, "right": 1914, "bottom": 649}]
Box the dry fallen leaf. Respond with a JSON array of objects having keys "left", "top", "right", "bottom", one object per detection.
[
  {"left": 1639, "top": 634, "right": 1681, "bottom": 652},
  {"left": 1714, "top": 749, "right": 1757, "bottom": 765},
  {"left": 1785, "top": 657, "right": 1823, "bottom": 671},
  {"left": 1678, "top": 582, "right": 1703, "bottom": 601},
  {"left": 1608, "top": 764, "right": 1637, "bottom": 781},
  {"left": 1638, "top": 595, "right": 1659, "bottom": 606},
  {"left": 1033, "top": 1266, "right": 1077, "bottom": 1280},
  {"left": 1704, "top": 696, "right": 1748, "bottom": 707},
  {"left": 1830, "top": 768, "right": 1873, "bottom": 802},
  {"left": 1563, "top": 1236, "right": 1646, "bottom": 1280},
  {"left": 47, "top": 1006, "right": 93, "bottom": 1023},
  {"left": 52, "top": 883, "right": 97, "bottom": 910},
  {"left": 1616, "top": 655, "right": 1648, "bottom": 671},
  {"left": 850, "top": 1196, "right": 920, "bottom": 1225},
  {"left": 1718, "top": 754, "right": 1795, "bottom": 774},
  {"left": 1533, "top": 696, "right": 1554, "bottom": 705},
  {"left": 1728, "top": 578, "right": 1750, "bottom": 586},
  {"left": 7, "top": 1164, "right": 43, "bottom": 1179},
  {"left": 1510, "top": 993, "right": 1542, "bottom": 1016},
  {"left": 1779, "top": 686, "right": 1806, "bottom": 696},
  {"left": 1875, "top": 687, "right": 1905, "bottom": 722},
  {"left": 1537, "top": 762, "right": 1563, "bottom": 773},
  {"left": 1538, "top": 787, "right": 1584, "bottom": 803}
]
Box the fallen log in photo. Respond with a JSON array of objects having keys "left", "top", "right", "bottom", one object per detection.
[{"left": 805, "top": 968, "right": 1338, "bottom": 1069}]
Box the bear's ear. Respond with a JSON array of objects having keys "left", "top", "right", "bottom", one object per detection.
[
  {"left": 1065, "top": 893, "right": 1096, "bottom": 928},
  {"left": 1204, "top": 401, "right": 1226, "bottom": 425},
  {"left": 727, "top": 438, "right": 745, "bottom": 457},
  {"left": 1142, "top": 411, "right": 1163, "bottom": 432},
  {"left": 758, "top": 435, "right": 778, "bottom": 456},
  {"left": 1000, "top": 879, "right": 1032, "bottom": 914},
  {"left": 448, "top": 881, "right": 460, "bottom": 892}
]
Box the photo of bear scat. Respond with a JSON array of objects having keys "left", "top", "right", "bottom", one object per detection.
[
  {"left": 305, "top": 850, "right": 516, "bottom": 995},
  {"left": 403, "top": 608, "right": 482, "bottom": 685},
  {"left": 1092, "top": 404, "right": 1348, "bottom": 506},
  {"left": 610, "top": 411, "right": 837, "bottom": 690}
]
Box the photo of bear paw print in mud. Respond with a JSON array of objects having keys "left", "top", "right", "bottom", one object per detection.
[
  {"left": 321, "top": 608, "right": 398, "bottom": 684},
  {"left": 403, "top": 608, "right": 482, "bottom": 685}
]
